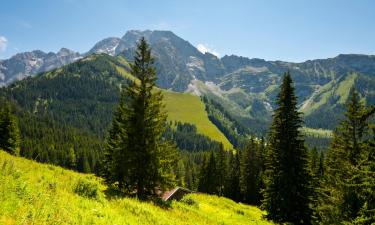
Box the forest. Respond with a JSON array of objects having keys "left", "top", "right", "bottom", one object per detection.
[{"left": 0, "top": 38, "right": 374, "bottom": 225}]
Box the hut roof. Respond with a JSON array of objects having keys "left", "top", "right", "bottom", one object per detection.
[{"left": 162, "top": 187, "right": 194, "bottom": 201}]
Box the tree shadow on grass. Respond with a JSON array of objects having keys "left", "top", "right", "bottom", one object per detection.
[{"left": 103, "top": 185, "right": 173, "bottom": 209}]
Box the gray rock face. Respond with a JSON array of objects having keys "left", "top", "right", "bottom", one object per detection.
[
  {"left": 0, "top": 48, "right": 80, "bottom": 86},
  {"left": 1, "top": 30, "right": 375, "bottom": 130},
  {"left": 86, "top": 37, "right": 121, "bottom": 56}
]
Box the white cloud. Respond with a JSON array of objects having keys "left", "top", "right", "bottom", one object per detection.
[
  {"left": 196, "top": 43, "right": 220, "bottom": 57},
  {"left": 0, "top": 36, "right": 7, "bottom": 52}
]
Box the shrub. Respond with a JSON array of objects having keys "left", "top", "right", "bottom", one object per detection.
[
  {"left": 181, "top": 195, "right": 199, "bottom": 207},
  {"left": 73, "top": 178, "right": 101, "bottom": 200}
]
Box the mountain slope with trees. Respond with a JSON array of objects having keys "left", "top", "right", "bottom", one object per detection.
[{"left": 2, "top": 30, "right": 375, "bottom": 136}]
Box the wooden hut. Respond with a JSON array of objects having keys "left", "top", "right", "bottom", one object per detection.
[{"left": 162, "top": 187, "right": 194, "bottom": 201}]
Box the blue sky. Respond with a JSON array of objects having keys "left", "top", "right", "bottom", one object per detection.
[{"left": 0, "top": 0, "right": 374, "bottom": 62}]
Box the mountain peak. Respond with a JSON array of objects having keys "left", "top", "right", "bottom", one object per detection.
[{"left": 57, "top": 48, "right": 77, "bottom": 56}]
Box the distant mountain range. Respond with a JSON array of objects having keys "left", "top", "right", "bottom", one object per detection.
[{"left": 1, "top": 30, "right": 374, "bottom": 132}]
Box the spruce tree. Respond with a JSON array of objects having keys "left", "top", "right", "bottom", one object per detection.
[
  {"left": 319, "top": 90, "right": 374, "bottom": 224},
  {"left": 225, "top": 151, "right": 242, "bottom": 201},
  {"left": 102, "top": 38, "right": 177, "bottom": 198},
  {"left": 216, "top": 144, "right": 227, "bottom": 196},
  {"left": 198, "top": 152, "right": 218, "bottom": 194},
  {"left": 241, "top": 138, "right": 262, "bottom": 205},
  {"left": 354, "top": 125, "right": 374, "bottom": 224},
  {"left": 262, "top": 72, "right": 313, "bottom": 224},
  {"left": 0, "top": 100, "right": 20, "bottom": 155}
]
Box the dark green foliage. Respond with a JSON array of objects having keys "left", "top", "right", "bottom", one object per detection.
[
  {"left": 215, "top": 144, "right": 227, "bottom": 196},
  {"left": 240, "top": 138, "right": 263, "bottom": 205},
  {"left": 102, "top": 38, "right": 177, "bottom": 198},
  {"left": 0, "top": 99, "right": 20, "bottom": 155},
  {"left": 198, "top": 151, "right": 218, "bottom": 194},
  {"left": 74, "top": 178, "right": 101, "bottom": 200},
  {"left": 16, "top": 109, "right": 101, "bottom": 173},
  {"left": 225, "top": 151, "right": 242, "bottom": 202},
  {"left": 0, "top": 54, "right": 123, "bottom": 173},
  {"left": 262, "top": 72, "right": 313, "bottom": 224},
  {"left": 202, "top": 96, "right": 249, "bottom": 148},
  {"left": 0, "top": 53, "right": 225, "bottom": 175},
  {"left": 163, "top": 122, "right": 222, "bottom": 152},
  {"left": 319, "top": 90, "right": 375, "bottom": 224}
]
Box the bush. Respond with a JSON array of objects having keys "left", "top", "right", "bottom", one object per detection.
[
  {"left": 181, "top": 195, "right": 199, "bottom": 207},
  {"left": 73, "top": 178, "right": 101, "bottom": 200}
]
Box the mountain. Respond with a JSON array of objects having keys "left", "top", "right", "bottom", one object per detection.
[
  {"left": 85, "top": 37, "right": 121, "bottom": 56},
  {"left": 1, "top": 30, "right": 374, "bottom": 132},
  {"left": 0, "top": 53, "right": 232, "bottom": 152},
  {"left": 0, "top": 48, "right": 81, "bottom": 86}
]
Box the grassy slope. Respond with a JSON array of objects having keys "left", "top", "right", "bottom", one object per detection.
[
  {"left": 301, "top": 73, "right": 357, "bottom": 116},
  {"left": 0, "top": 151, "right": 271, "bottom": 225},
  {"left": 163, "top": 91, "right": 233, "bottom": 149},
  {"left": 114, "top": 59, "right": 233, "bottom": 149},
  {"left": 301, "top": 127, "right": 333, "bottom": 138}
]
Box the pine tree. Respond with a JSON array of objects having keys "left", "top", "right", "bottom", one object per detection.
[
  {"left": 319, "top": 90, "right": 375, "bottom": 224},
  {"left": 241, "top": 138, "right": 262, "bottom": 205},
  {"left": 67, "top": 147, "right": 77, "bottom": 169},
  {"left": 225, "top": 151, "right": 242, "bottom": 202},
  {"left": 216, "top": 144, "right": 227, "bottom": 196},
  {"left": 198, "top": 152, "right": 218, "bottom": 194},
  {"left": 262, "top": 72, "right": 313, "bottom": 224},
  {"left": 354, "top": 125, "right": 374, "bottom": 224},
  {"left": 317, "top": 151, "right": 324, "bottom": 177},
  {"left": 102, "top": 38, "right": 177, "bottom": 198},
  {"left": 0, "top": 100, "right": 20, "bottom": 155}
]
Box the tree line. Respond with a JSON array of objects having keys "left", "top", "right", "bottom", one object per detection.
[{"left": 0, "top": 38, "right": 373, "bottom": 224}]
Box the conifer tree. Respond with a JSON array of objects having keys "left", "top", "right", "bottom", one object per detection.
[
  {"left": 102, "top": 38, "right": 177, "bottom": 198},
  {"left": 225, "top": 151, "right": 242, "bottom": 201},
  {"left": 241, "top": 138, "right": 262, "bottom": 204},
  {"left": 198, "top": 152, "right": 218, "bottom": 194},
  {"left": 0, "top": 100, "right": 20, "bottom": 155},
  {"left": 215, "top": 144, "right": 227, "bottom": 196},
  {"left": 354, "top": 125, "right": 374, "bottom": 224},
  {"left": 319, "top": 90, "right": 374, "bottom": 224},
  {"left": 262, "top": 72, "right": 313, "bottom": 224},
  {"left": 317, "top": 151, "right": 324, "bottom": 177}
]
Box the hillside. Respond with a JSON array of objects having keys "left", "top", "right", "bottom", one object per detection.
[
  {"left": 0, "top": 54, "right": 232, "bottom": 149},
  {"left": 164, "top": 91, "right": 232, "bottom": 149},
  {"left": 2, "top": 30, "right": 375, "bottom": 135},
  {"left": 0, "top": 150, "right": 272, "bottom": 225}
]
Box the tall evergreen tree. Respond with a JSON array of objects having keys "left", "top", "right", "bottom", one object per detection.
[
  {"left": 0, "top": 100, "right": 20, "bottom": 155},
  {"left": 102, "top": 38, "right": 177, "bottom": 198},
  {"left": 319, "top": 90, "right": 374, "bottom": 224},
  {"left": 225, "top": 151, "right": 242, "bottom": 201},
  {"left": 262, "top": 72, "right": 313, "bottom": 224},
  {"left": 241, "top": 138, "right": 262, "bottom": 205},
  {"left": 216, "top": 144, "right": 227, "bottom": 196},
  {"left": 198, "top": 152, "right": 218, "bottom": 194}
]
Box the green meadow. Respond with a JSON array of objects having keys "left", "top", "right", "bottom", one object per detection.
[{"left": 0, "top": 150, "right": 272, "bottom": 225}]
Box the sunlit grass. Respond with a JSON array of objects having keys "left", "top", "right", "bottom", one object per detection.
[
  {"left": 0, "top": 150, "right": 272, "bottom": 225},
  {"left": 163, "top": 91, "right": 233, "bottom": 149}
]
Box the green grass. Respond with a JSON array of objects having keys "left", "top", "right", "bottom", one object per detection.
[
  {"left": 301, "top": 127, "right": 333, "bottom": 138},
  {"left": 301, "top": 73, "right": 357, "bottom": 115},
  {"left": 112, "top": 58, "right": 233, "bottom": 149},
  {"left": 0, "top": 150, "right": 272, "bottom": 225},
  {"left": 163, "top": 91, "right": 233, "bottom": 149}
]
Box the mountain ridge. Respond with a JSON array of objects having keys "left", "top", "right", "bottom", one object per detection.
[{"left": 1, "top": 30, "right": 374, "bottom": 132}]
